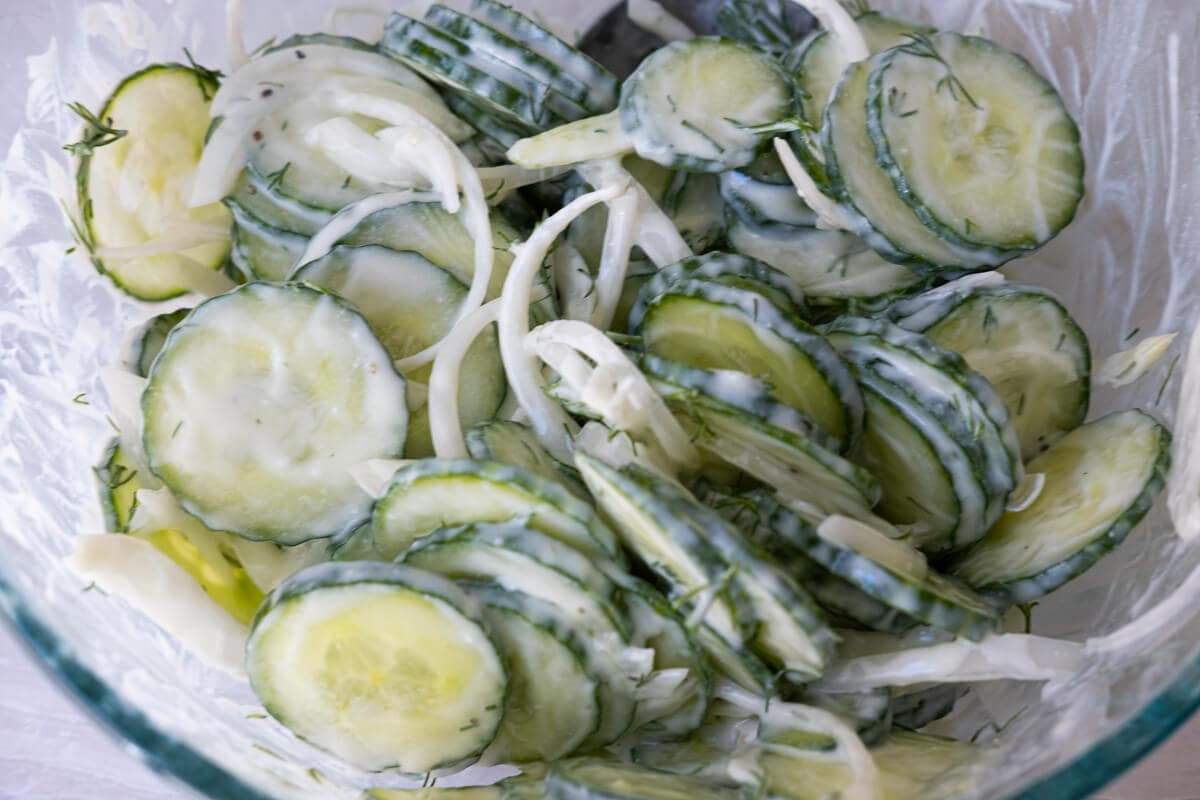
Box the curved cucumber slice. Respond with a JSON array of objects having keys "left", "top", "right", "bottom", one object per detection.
[
  {"left": 127, "top": 308, "right": 189, "bottom": 378},
  {"left": 246, "top": 561, "right": 505, "bottom": 772},
  {"left": 824, "top": 60, "right": 995, "bottom": 273},
  {"left": 76, "top": 64, "right": 230, "bottom": 300},
  {"left": 786, "top": 12, "right": 933, "bottom": 129},
  {"left": 444, "top": 92, "right": 536, "bottom": 149},
  {"left": 470, "top": 582, "right": 601, "bottom": 763},
  {"left": 726, "top": 215, "right": 924, "bottom": 312},
  {"left": 765, "top": 507, "right": 998, "bottom": 640},
  {"left": 888, "top": 282, "right": 1091, "bottom": 460},
  {"left": 951, "top": 411, "right": 1170, "bottom": 604},
  {"left": 720, "top": 170, "right": 817, "bottom": 230},
  {"left": 636, "top": 279, "right": 861, "bottom": 449},
  {"left": 663, "top": 171, "right": 725, "bottom": 254},
  {"left": 143, "top": 284, "right": 408, "bottom": 543},
  {"left": 547, "top": 758, "right": 742, "bottom": 800},
  {"left": 94, "top": 439, "right": 144, "bottom": 532},
  {"left": 620, "top": 37, "right": 795, "bottom": 172},
  {"left": 227, "top": 167, "right": 332, "bottom": 237},
  {"left": 466, "top": 419, "right": 588, "bottom": 498},
  {"left": 224, "top": 197, "right": 306, "bottom": 281},
  {"left": 372, "top": 458, "right": 620, "bottom": 561},
  {"left": 867, "top": 33, "right": 1084, "bottom": 254}
]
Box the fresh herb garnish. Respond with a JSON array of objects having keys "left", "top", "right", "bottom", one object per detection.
[{"left": 63, "top": 102, "right": 127, "bottom": 157}]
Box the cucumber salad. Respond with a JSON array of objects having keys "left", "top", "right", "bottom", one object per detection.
[{"left": 62, "top": 0, "right": 1174, "bottom": 798}]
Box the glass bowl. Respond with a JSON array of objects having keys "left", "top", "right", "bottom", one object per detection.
[{"left": 2, "top": 0, "right": 1198, "bottom": 797}]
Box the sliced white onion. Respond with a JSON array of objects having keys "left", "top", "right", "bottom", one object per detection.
[
  {"left": 785, "top": 0, "right": 869, "bottom": 64},
  {"left": 478, "top": 164, "right": 573, "bottom": 206},
  {"left": 816, "top": 634, "right": 1084, "bottom": 691},
  {"left": 574, "top": 421, "right": 682, "bottom": 486},
  {"left": 93, "top": 224, "right": 230, "bottom": 260},
  {"left": 1099, "top": 333, "right": 1179, "bottom": 388},
  {"left": 774, "top": 137, "right": 853, "bottom": 231},
  {"left": 1006, "top": 472, "right": 1046, "bottom": 513},
  {"left": 225, "top": 0, "right": 248, "bottom": 70},
  {"left": 499, "top": 185, "right": 625, "bottom": 458},
  {"left": 551, "top": 242, "right": 597, "bottom": 322},
  {"left": 590, "top": 187, "right": 640, "bottom": 331},
  {"left": 304, "top": 117, "right": 426, "bottom": 188},
  {"left": 428, "top": 299, "right": 502, "bottom": 459},
  {"left": 349, "top": 458, "right": 413, "bottom": 499},
  {"left": 377, "top": 125, "right": 462, "bottom": 212},
  {"left": 627, "top": 0, "right": 695, "bottom": 41},
  {"left": 817, "top": 515, "right": 929, "bottom": 581},
  {"left": 294, "top": 189, "right": 433, "bottom": 273},
  {"left": 575, "top": 159, "right": 691, "bottom": 267}
]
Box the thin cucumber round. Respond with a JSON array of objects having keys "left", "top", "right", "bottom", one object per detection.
[
  {"left": 765, "top": 506, "right": 999, "bottom": 640},
  {"left": 443, "top": 92, "right": 536, "bottom": 148},
  {"left": 662, "top": 171, "right": 725, "bottom": 254},
  {"left": 716, "top": 0, "right": 799, "bottom": 55},
  {"left": 94, "top": 439, "right": 145, "bottom": 532},
  {"left": 726, "top": 214, "right": 925, "bottom": 312},
  {"left": 76, "top": 64, "right": 230, "bottom": 300},
  {"left": 371, "top": 458, "right": 621, "bottom": 562},
  {"left": 143, "top": 283, "right": 408, "bottom": 544},
  {"left": 888, "top": 282, "right": 1091, "bottom": 461},
  {"left": 620, "top": 37, "right": 796, "bottom": 172},
  {"left": 720, "top": 170, "right": 817, "bottom": 230},
  {"left": 226, "top": 167, "right": 332, "bottom": 237},
  {"left": 951, "top": 411, "right": 1170, "bottom": 605},
  {"left": 468, "top": 582, "right": 601, "bottom": 763},
  {"left": 246, "top": 561, "right": 506, "bottom": 773},
  {"left": 127, "top": 308, "right": 189, "bottom": 377},
  {"left": 636, "top": 279, "right": 862, "bottom": 449},
  {"left": 547, "top": 758, "right": 742, "bottom": 800},
  {"left": 224, "top": 197, "right": 306, "bottom": 281},
  {"left": 466, "top": 419, "right": 588, "bottom": 499},
  {"left": 867, "top": 33, "right": 1084, "bottom": 254},
  {"left": 787, "top": 12, "right": 934, "bottom": 129}
]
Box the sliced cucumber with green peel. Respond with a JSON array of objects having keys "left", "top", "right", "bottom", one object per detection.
[
  {"left": 716, "top": 0, "right": 800, "bottom": 55},
  {"left": 507, "top": 111, "right": 631, "bottom": 170},
  {"left": 224, "top": 197, "right": 306, "bottom": 281},
  {"left": 444, "top": 92, "right": 535, "bottom": 148},
  {"left": 95, "top": 439, "right": 143, "bottom": 532},
  {"left": 468, "top": 0, "right": 618, "bottom": 110},
  {"left": 867, "top": 33, "right": 1084, "bottom": 255},
  {"left": 425, "top": 4, "right": 611, "bottom": 115},
  {"left": 825, "top": 316, "right": 1020, "bottom": 548},
  {"left": 371, "top": 458, "right": 620, "bottom": 561},
  {"left": 951, "top": 410, "right": 1170, "bottom": 605},
  {"left": 227, "top": 167, "right": 332, "bottom": 237},
  {"left": 246, "top": 561, "right": 506, "bottom": 772},
  {"left": 765, "top": 507, "right": 999, "bottom": 640},
  {"left": 400, "top": 523, "right": 637, "bottom": 748},
  {"left": 641, "top": 353, "right": 834, "bottom": 446},
  {"left": 74, "top": 64, "right": 231, "bottom": 300},
  {"left": 329, "top": 522, "right": 382, "bottom": 562},
  {"left": 620, "top": 37, "right": 796, "bottom": 172},
  {"left": 691, "top": 621, "right": 775, "bottom": 695},
  {"left": 127, "top": 309, "right": 189, "bottom": 377},
  {"left": 726, "top": 214, "right": 924, "bottom": 312},
  {"left": 143, "top": 283, "right": 408, "bottom": 544},
  {"left": 823, "top": 59, "right": 994, "bottom": 273},
  {"left": 787, "top": 12, "right": 934, "bottom": 129},
  {"left": 888, "top": 282, "right": 1091, "bottom": 460},
  {"left": 635, "top": 279, "right": 862, "bottom": 449},
  {"left": 469, "top": 582, "right": 601, "bottom": 762},
  {"left": 466, "top": 419, "right": 588, "bottom": 499},
  {"left": 720, "top": 170, "right": 816, "bottom": 230},
  {"left": 547, "top": 758, "right": 742, "bottom": 800},
  {"left": 628, "top": 251, "right": 806, "bottom": 331},
  {"left": 662, "top": 171, "right": 726, "bottom": 254}
]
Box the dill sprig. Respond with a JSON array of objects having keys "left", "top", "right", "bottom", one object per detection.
[
  {"left": 897, "top": 34, "right": 982, "bottom": 110},
  {"left": 63, "top": 102, "right": 127, "bottom": 157},
  {"left": 183, "top": 48, "right": 225, "bottom": 101}
]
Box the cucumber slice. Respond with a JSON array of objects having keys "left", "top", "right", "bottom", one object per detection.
[
  {"left": 468, "top": 0, "right": 619, "bottom": 110},
  {"left": 372, "top": 459, "right": 620, "bottom": 561},
  {"left": 382, "top": 15, "right": 565, "bottom": 130},
  {"left": 662, "top": 172, "right": 725, "bottom": 254},
  {"left": 682, "top": 396, "right": 881, "bottom": 521},
  {"left": 888, "top": 282, "right": 1091, "bottom": 460},
  {"left": 469, "top": 582, "right": 601, "bottom": 762},
  {"left": 765, "top": 507, "right": 999, "bottom": 640},
  {"left": 642, "top": 353, "right": 834, "bottom": 446},
  {"left": 825, "top": 316, "right": 1020, "bottom": 548},
  {"left": 823, "top": 60, "right": 995, "bottom": 273},
  {"left": 426, "top": 5, "right": 611, "bottom": 115},
  {"left": 246, "top": 561, "right": 506, "bottom": 772},
  {"left": 726, "top": 215, "right": 924, "bottom": 312},
  {"left": 76, "top": 64, "right": 230, "bottom": 300},
  {"left": 851, "top": 372, "right": 988, "bottom": 556},
  {"left": 635, "top": 279, "right": 861, "bottom": 449},
  {"left": 507, "top": 111, "right": 632, "bottom": 170},
  {"left": 620, "top": 579, "right": 710, "bottom": 740},
  {"left": 95, "top": 439, "right": 144, "bottom": 532},
  {"left": 226, "top": 167, "right": 333, "bottom": 237},
  {"left": 716, "top": 0, "right": 800, "bottom": 55},
  {"left": 890, "top": 684, "right": 966, "bottom": 731},
  {"left": 574, "top": 453, "right": 755, "bottom": 647},
  {"left": 329, "top": 522, "right": 382, "bottom": 562},
  {"left": 466, "top": 419, "right": 588, "bottom": 499},
  {"left": 787, "top": 12, "right": 934, "bottom": 129},
  {"left": 867, "top": 33, "right": 1084, "bottom": 254},
  {"left": 127, "top": 309, "right": 189, "bottom": 377},
  {"left": 620, "top": 37, "right": 796, "bottom": 172},
  {"left": 224, "top": 197, "right": 307, "bottom": 281},
  {"left": 951, "top": 410, "right": 1171, "bottom": 604},
  {"left": 443, "top": 92, "right": 536, "bottom": 148},
  {"left": 720, "top": 171, "right": 817, "bottom": 230},
  {"left": 400, "top": 522, "right": 637, "bottom": 748},
  {"left": 143, "top": 283, "right": 408, "bottom": 544},
  {"left": 547, "top": 758, "right": 743, "bottom": 800},
  {"left": 691, "top": 622, "right": 775, "bottom": 695},
  {"left": 628, "top": 251, "right": 806, "bottom": 332}
]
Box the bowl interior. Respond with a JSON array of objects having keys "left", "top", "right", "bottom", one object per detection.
[{"left": 1, "top": 1, "right": 1198, "bottom": 798}]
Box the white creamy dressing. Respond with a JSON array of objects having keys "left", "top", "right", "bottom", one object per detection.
[
  {"left": 1098, "top": 332, "right": 1178, "bottom": 388},
  {"left": 68, "top": 534, "right": 249, "bottom": 676},
  {"left": 626, "top": 0, "right": 696, "bottom": 42}
]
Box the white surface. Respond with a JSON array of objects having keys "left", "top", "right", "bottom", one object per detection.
[{"left": 0, "top": 617, "right": 1194, "bottom": 800}]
